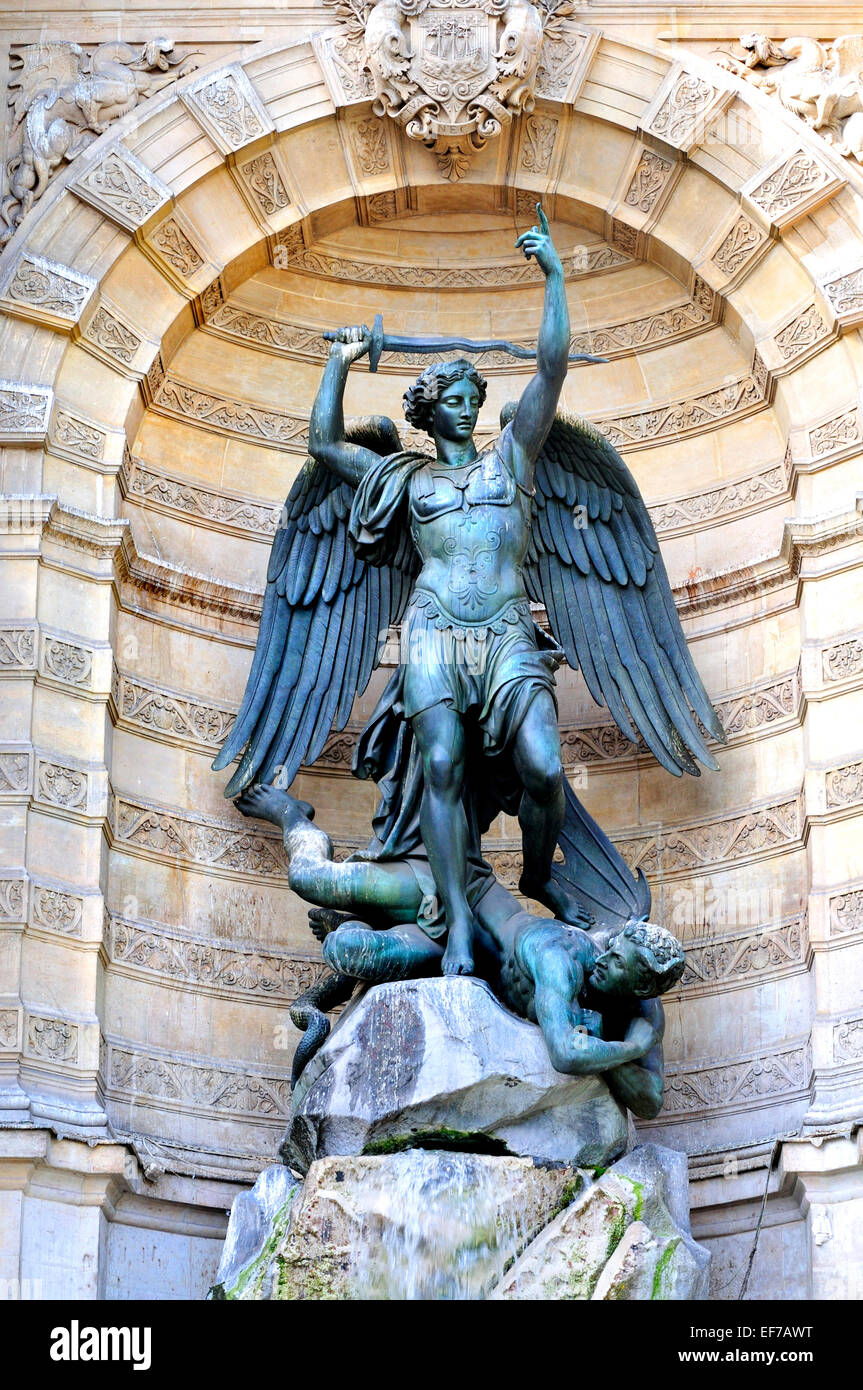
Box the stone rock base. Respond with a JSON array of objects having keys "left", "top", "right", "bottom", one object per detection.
[
  {"left": 211, "top": 1143, "right": 709, "bottom": 1300},
  {"left": 284, "top": 977, "right": 629, "bottom": 1172}
]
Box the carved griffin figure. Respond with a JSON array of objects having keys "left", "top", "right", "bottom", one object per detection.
[
  {"left": 717, "top": 32, "right": 863, "bottom": 163},
  {"left": 1, "top": 38, "right": 199, "bottom": 244}
]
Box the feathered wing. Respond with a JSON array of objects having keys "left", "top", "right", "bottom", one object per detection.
[
  {"left": 213, "top": 419, "right": 419, "bottom": 797},
  {"left": 519, "top": 408, "right": 726, "bottom": 777},
  {"left": 551, "top": 779, "right": 651, "bottom": 930}
]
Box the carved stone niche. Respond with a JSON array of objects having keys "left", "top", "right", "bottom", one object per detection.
[{"left": 324, "top": 0, "right": 573, "bottom": 180}]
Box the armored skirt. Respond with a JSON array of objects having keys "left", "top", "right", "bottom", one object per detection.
[{"left": 400, "top": 588, "right": 562, "bottom": 754}]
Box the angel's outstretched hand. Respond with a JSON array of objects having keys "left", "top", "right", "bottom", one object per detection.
[{"left": 515, "top": 203, "right": 562, "bottom": 278}]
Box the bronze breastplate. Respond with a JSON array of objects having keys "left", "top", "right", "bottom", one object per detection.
[
  {"left": 408, "top": 447, "right": 531, "bottom": 622},
  {"left": 410, "top": 450, "right": 516, "bottom": 523}
]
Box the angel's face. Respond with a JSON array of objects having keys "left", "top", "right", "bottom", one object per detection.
[{"left": 432, "top": 377, "right": 480, "bottom": 446}]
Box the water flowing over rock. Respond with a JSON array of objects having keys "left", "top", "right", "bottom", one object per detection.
[
  {"left": 282, "top": 977, "right": 630, "bottom": 1172},
  {"left": 211, "top": 1145, "right": 709, "bottom": 1300}
]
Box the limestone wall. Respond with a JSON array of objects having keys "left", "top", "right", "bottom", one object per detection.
[{"left": 1, "top": 2, "right": 862, "bottom": 1300}]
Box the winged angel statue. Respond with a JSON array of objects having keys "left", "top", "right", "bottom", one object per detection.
[{"left": 215, "top": 208, "right": 724, "bottom": 1057}]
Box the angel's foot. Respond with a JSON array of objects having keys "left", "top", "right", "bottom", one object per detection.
[
  {"left": 519, "top": 873, "right": 596, "bottom": 931},
  {"left": 308, "top": 907, "right": 353, "bottom": 944},
  {"left": 441, "top": 918, "right": 474, "bottom": 977},
  {"left": 235, "top": 784, "right": 315, "bottom": 830}
]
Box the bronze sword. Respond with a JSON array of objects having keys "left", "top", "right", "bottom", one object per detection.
[{"left": 323, "top": 313, "right": 608, "bottom": 373}]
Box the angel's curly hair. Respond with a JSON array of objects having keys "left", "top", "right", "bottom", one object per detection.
[{"left": 402, "top": 360, "right": 488, "bottom": 436}]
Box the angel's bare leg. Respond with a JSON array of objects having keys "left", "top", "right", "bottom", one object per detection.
[
  {"left": 235, "top": 784, "right": 421, "bottom": 918},
  {"left": 512, "top": 693, "right": 571, "bottom": 918},
  {"left": 411, "top": 704, "right": 474, "bottom": 977}
]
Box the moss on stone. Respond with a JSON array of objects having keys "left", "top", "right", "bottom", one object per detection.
[
  {"left": 549, "top": 1174, "right": 585, "bottom": 1220},
  {"left": 218, "top": 1191, "right": 298, "bottom": 1301},
  {"left": 362, "top": 1127, "right": 510, "bottom": 1156},
  {"left": 616, "top": 1174, "right": 645, "bottom": 1222},
  {"left": 651, "top": 1236, "right": 681, "bottom": 1301}
]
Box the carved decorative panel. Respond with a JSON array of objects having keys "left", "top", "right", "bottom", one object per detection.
[
  {"left": 70, "top": 144, "right": 172, "bottom": 231},
  {"left": 181, "top": 65, "right": 273, "bottom": 154}
]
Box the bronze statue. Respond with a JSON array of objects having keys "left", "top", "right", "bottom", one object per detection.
[{"left": 214, "top": 205, "right": 723, "bottom": 1090}]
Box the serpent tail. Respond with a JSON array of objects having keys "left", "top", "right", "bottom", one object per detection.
[{"left": 289, "top": 970, "right": 356, "bottom": 1086}]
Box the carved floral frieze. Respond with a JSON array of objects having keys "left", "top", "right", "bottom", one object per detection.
[
  {"left": 709, "top": 214, "right": 768, "bottom": 280},
  {"left": 679, "top": 915, "right": 807, "bottom": 993},
  {"left": 106, "top": 1042, "right": 291, "bottom": 1118},
  {"left": 234, "top": 151, "right": 291, "bottom": 218},
  {"left": 121, "top": 451, "right": 281, "bottom": 537},
  {"left": 0, "top": 750, "right": 31, "bottom": 796},
  {"left": 0, "top": 380, "right": 53, "bottom": 441},
  {"left": 181, "top": 65, "right": 272, "bottom": 154},
  {"left": 31, "top": 885, "right": 84, "bottom": 937},
  {"left": 35, "top": 759, "right": 89, "bottom": 812},
  {"left": 108, "top": 912, "right": 327, "bottom": 1000},
  {"left": 0, "top": 252, "right": 95, "bottom": 325},
  {"left": 112, "top": 666, "right": 236, "bottom": 748},
  {"left": 825, "top": 759, "right": 863, "bottom": 810},
  {"left": 272, "top": 229, "right": 631, "bottom": 286},
  {"left": 112, "top": 795, "right": 286, "bottom": 878},
  {"left": 70, "top": 144, "right": 172, "bottom": 232},
  {"left": 833, "top": 1017, "right": 863, "bottom": 1063},
  {"left": 40, "top": 636, "right": 94, "bottom": 689},
  {"left": 822, "top": 635, "right": 863, "bottom": 684},
  {"left": 50, "top": 409, "right": 107, "bottom": 462},
  {"left": 741, "top": 148, "right": 842, "bottom": 229},
  {"left": 146, "top": 217, "right": 205, "bottom": 280},
  {"left": 151, "top": 363, "right": 767, "bottom": 457},
  {"left": 642, "top": 66, "right": 730, "bottom": 152},
  {"left": 623, "top": 150, "right": 674, "bottom": 214},
  {"left": 647, "top": 453, "right": 790, "bottom": 536},
  {"left": 0, "top": 1010, "right": 19, "bottom": 1050},
  {"left": 25, "top": 1013, "right": 78, "bottom": 1064},
  {"left": 201, "top": 292, "right": 712, "bottom": 371},
  {"left": 0, "top": 878, "right": 26, "bottom": 922},
  {"left": 830, "top": 886, "right": 863, "bottom": 936},
  {"left": 0, "top": 626, "right": 36, "bottom": 671},
  {"left": 660, "top": 1045, "right": 810, "bottom": 1116},
  {"left": 619, "top": 797, "right": 802, "bottom": 878},
  {"left": 808, "top": 407, "right": 862, "bottom": 460},
  {"left": 596, "top": 372, "right": 766, "bottom": 450}
]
